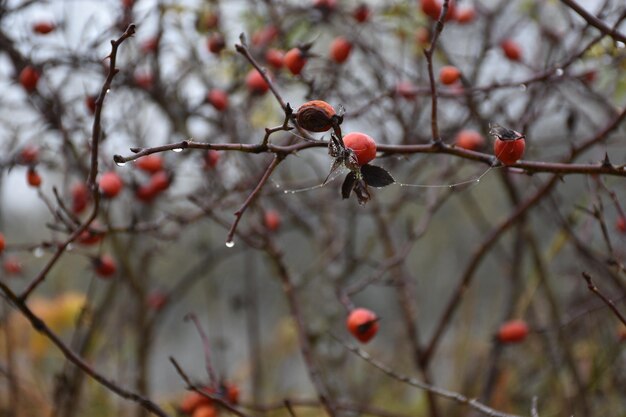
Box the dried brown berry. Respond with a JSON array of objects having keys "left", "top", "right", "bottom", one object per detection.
[{"left": 296, "top": 100, "right": 337, "bottom": 132}]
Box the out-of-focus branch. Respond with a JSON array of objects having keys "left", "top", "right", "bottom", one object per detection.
[
  {"left": 581, "top": 272, "right": 626, "bottom": 327},
  {"left": 336, "top": 337, "right": 525, "bottom": 417},
  {"left": 0, "top": 282, "right": 170, "bottom": 417},
  {"left": 560, "top": 0, "right": 626, "bottom": 43}
]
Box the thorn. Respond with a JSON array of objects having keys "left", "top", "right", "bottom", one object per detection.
[{"left": 602, "top": 152, "right": 611, "bottom": 167}]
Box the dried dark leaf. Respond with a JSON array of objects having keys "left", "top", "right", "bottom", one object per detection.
[
  {"left": 354, "top": 179, "right": 371, "bottom": 205},
  {"left": 361, "top": 164, "right": 395, "bottom": 187},
  {"left": 342, "top": 171, "right": 356, "bottom": 199}
]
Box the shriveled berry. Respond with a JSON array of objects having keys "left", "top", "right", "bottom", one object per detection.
[{"left": 296, "top": 100, "right": 337, "bottom": 132}]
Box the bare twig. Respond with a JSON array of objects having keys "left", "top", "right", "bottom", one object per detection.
[{"left": 581, "top": 272, "right": 626, "bottom": 327}]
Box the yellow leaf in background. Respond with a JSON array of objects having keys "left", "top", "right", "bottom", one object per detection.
[
  {"left": 9, "top": 292, "right": 88, "bottom": 359},
  {"left": 251, "top": 98, "right": 280, "bottom": 129}
]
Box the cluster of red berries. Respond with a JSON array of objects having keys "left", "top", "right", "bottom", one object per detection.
[{"left": 180, "top": 383, "right": 239, "bottom": 417}]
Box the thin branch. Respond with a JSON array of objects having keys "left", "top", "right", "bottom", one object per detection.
[
  {"left": 335, "top": 336, "right": 525, "bottom": 417},
  {"left": 581, "top": 272, "right": 626, "bottom": 327},
  {"left": 560, "top": 0, "right": 626, "bottom": 43},
  {"left": 0, "top": 282, "right": 170, "bottom": 417},
  {"left": 226, "top": 155, "right": 282, "bottom": 244}
]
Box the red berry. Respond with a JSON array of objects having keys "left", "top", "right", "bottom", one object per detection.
[
  {"left": 224, "top": 383, "right": 239, "bottom": 404},
  {"left": 19, "top": 66, "right": 40, "bottom": 92},
  {"left": 284, "top": 48, "right": 307, "bottom": 75},
  {"left": 439, "top": 65, "right": 461, "bottom": 85},
  {"left": 264, "top": 210, "right": 281, "bottom": 232},
  {"left": 251, "top": 25, "right": 279, "bottom": 47},
  {"left": 149, "top": 171, "right": 170, "bottom": 192},
  {"left": 94, "top": 254, "right": 117, "bottom": 278},
  {"left": 32, "top": 21, "right": 56, "bottom": 34},
  {"left": 343, "top": 132, "right": 377, "bottom": 166},
  {"left": 616, "top": 217, "right": 626, "bottom": 233},
  {"left": 330, "top": 37, "right": 353, "bottom": 64},
  {"left": 204, "top": 150, "right": 221, "bottom": 169},
  {"left": 494, "top": 137, "right": 525, "bottom": 165},
  {"left": 0, "top": 233, "right": 5, "bottom": 253},
  {"left": 582, "top": 70, "right": 597, "bottom": 84},
  {"left": 313, "top": 0, "right": 337, "bottom": 12},
  {"left": 141, "top": 37, "right": 159, "bottom": 54},
  {"left": 135, "top": 185, "right": 158, "bottom": 203},
  {"left": 456, "top": 6, "right": 476, "bottom": 23},
  {"left": 134, "top": 72, "right": 154, "bottom": 89},
  {"left": 455, "top": 129, "right": 485, "bottom": 151},
  {"left": 207, "top": 89, "right": 228, "bottom": 111},
  {"left": 72, "top": 182, "right": 89, "bottom": 214},
  {"left": 3, "top": 257, "right": 22, "bottom": 275},
  {"left": 618, "top": 325, "right": 626, "bottom": 342},
  {"left": 27, "top": 168, "right": 42, "bottom": 187},
  {"left": 497, "top": 320, "right": 529, "bottom": 343},
  {"left": 147, "top": 291, "right": 168, "bottom": 310},
  {"left": 421, "top": 0, "right": 440, "bottom": 19},
  {"left": 353, "top": 4, "right": 371, "bottom": 23},
  {"left": 86, "top": 95, "right": 97, "bottom": 114},
  {"left": 196, "top": 11, "right": 219, "bottom": 32},
  {"left": 501, "top": 39, "right": 522, "bottom": 62},
  {"left": 395, "top": 81, "right": 418, "bottom": 100},
  {"left": 347, "top": 308, "right": 379, "bottom": 343},
  {"left": 99, "top": 171, "right": 124, "bottom": 198},
  {"left": 265, "top": 49, "right": 284, "bottom": 69},
  {"left": 20, "top": 144, "right": 39, "bottom": 164},
  {"left": 207, "top": 33, "right": 226, "bottom": 54},
  {"left": 296, "top": 100, "right": 337, "bottom": 132},
  {"left": 78, "top": 228, "right": 103, "bottom": 246},
  {"left": 136, "top": 155, "right": 164, "bottom": 174},
  {"left": 246, "top": 69, "right": 270, "bottom": 95},
  {"left": 193, "top": 406, "right": 217, "bottom": 417},
  {"left": 122, "top": 0, "right": 133, "bottom": 8},
  {"left": 180, "top": 388, "right": 213, "bottom": 414},
  {"left": 415, "top": 27, "right": 430, "bottom": 46}
]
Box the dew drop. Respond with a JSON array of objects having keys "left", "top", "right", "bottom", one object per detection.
[
  {"left": 67, "top": 243, "right": 74, "bottom": 251},
  {"left": 172, "top": 148, "right": 183, "bottom": 153},
  {"left": 115, "top": 160, "right": 127, "bottom": 167},
  {"left": 106, "top": 88, "right": 111, "bottom": 94},
  {"left": 225, "top": 240, "right": 235, "bottom": 248},
  {"left": 476, "top": 179, "right": 480, "bottom": 183},
  {"left": 555, "top": 68, "right": 564, "bottom": 76},
  {"left": 519, "top": 84, "right": 527, "bottom": 91},
  {"left": 617, "top": 41, "right": 625, "bottom": 49},
  {"left": 32, "top": 247, "right": 44, "bottom": 258}
]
